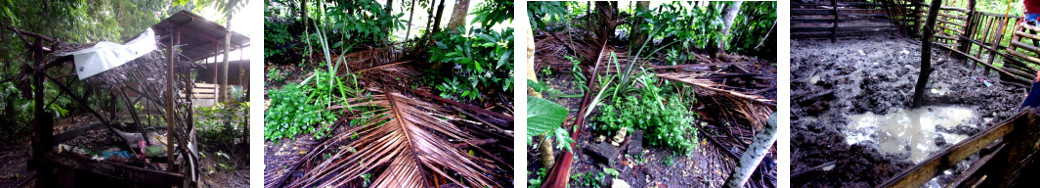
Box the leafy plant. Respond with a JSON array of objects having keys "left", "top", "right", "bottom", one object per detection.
[
  {"left": 196, "top": 102, "right": 248, "bottom": 142},
  {"left": 527, "top": 96, "right": 569, "bottom": 143},
  {"left": 428, "top": 27, "right": 514, "bottom": 101},
  {"left": 265, "top": 68, "right": 284, "bottom": 87},
  {"left": 528, "top": 167, "right": 549, "bottom": 188},
  {"left": 527, "top": 1, "right": 570, "bottom": 30},
  {"left": 594, "top": 73, "right": 698, "bottom": 154},
  {"left": 263, "top": 84, "right": 336, "bottom": 141},
  {"left": 471, "top": 0, "right": 513, "bottom": 28},
  {"left": 571, "top": 171, "right": 606, "bottom": 187}
]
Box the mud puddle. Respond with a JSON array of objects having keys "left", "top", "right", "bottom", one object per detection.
[
  {"left": 791, "top": 35, "right": 1022, "bottom": 187},
  {"left": 845, "top": 106, "right": 977, "bottom": 163}
]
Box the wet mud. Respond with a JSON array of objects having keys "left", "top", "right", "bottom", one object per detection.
[{"left": 791, "top": 35, "right": 1025, "bottom": 187}]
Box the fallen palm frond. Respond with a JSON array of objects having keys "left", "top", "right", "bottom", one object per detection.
[
  {"left": 656, "top": 72, "right": 775, "bottom": 131},
  {"left": 280, "top": 92, "right": 501, "bottom": 188}
]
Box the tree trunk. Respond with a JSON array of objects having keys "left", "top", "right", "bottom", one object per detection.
[
  {"left": 302, "top": 0, "right": 309, "bottom": 61},
  {"left": 913, "top": 0, "right": 943, "bottom": 108},
  {"left": 526, "top": 29, "right": 554, "bottom": 168},
  {"left": 431, "top": 0, "right": 447, "bottom": 34},
  {"left": 384, "top": 0, "right": 394, "bottom": 39},
  {"left": 446, "top": 0, "right": 470, "bottom": 32},
  {"left": 629, "top": 1, "right": 650, "bottom": 51},
  {"left": 724, "top": 113, "right": 777, "bottom": 187},
  {"left": 221, "top": 15, "right": 232, "bottom": 103},
  {"left": 716, "top": 1, "right": 743, "bottom": 57},
  {"left": 404, "top": 0, "right": 417, "bottom": 40}
]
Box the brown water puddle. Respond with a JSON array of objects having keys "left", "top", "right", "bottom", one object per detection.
[{"left": 844, "top": 106, "right": 976, "bottom": 163}]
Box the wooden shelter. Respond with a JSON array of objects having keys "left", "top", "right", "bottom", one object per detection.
[{"left": 7, "top": 10, "right": 248, "bottom": 187}]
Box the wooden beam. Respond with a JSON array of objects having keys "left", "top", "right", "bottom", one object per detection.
[{"left": 879, "top": 111, "right": 1038, "bottom": 187}]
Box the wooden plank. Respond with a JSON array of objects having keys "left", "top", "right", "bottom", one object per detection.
[
  {"left": 39, "top": 152, "right": 184, "bottom": 187},
  {"left": 937, "top": 24, "right": 965, "bottom": 35},
  {"left": 1021, "top": 23, "right": 1040, "bottom": 33},
  {"left": 1015, "top": 31, "right": 1040, "bottom": 41},
  {"left": 1006, "top": 50, "right": 1040, "bottom": 65},
  {"left": 937, "top": 18, "right": 966, "bottom": 28},
  {"left": 948, "top": 142, "right": 1006, "bottom": 188},
  {"left": 1012, "top": 41, "right": 1040, "bottom": 54},
  {"left": 939, "top": 12, "right": 968, "bottom": 20},
  {"left": 193, "top": 83, "right": 216, "bottom": 88},
  {"left": 878, "top": 111, "right": 1036, "bottom": 188},
  {"left": 933, "top": 34, "right": 959, "bottom": 40},
  {"left": 791, "top": 18, "right": 894, "bottom": 23}
]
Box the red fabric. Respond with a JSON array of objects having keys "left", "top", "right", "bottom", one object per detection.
[{"left": 1028, "top": 0, "right": 1040, "bottom": 14}]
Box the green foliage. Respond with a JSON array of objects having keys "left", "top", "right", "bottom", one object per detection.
[
  {"left": 571, "top": 171, "right": 606, "bottom": 187},
  {"left": 527, "top": 1, "right": 570, "bottom": 30},
  {"left": 265, "top": 68, "right": 284, "bottom": 87},
  {"left": 727, "top": 1, "right": 777, "bottom": 59},
  {"left": 552, "top": 126, "right": 576, "bottom": 153},
  {"left": 565, "top": 55, "right": 588, "bottom": 95},
  {"left": 263, "top": 16, "right": 305, "bottom": 62},
  {"left": 603, "top": 167, "right": 620, "bottom": 178},
  {"left": 526, "top": 96, "right": 569, "bottom": 139},
  {"left": 429, "top": 27, "right": 514, "bottom": 101},
  {"left": 263, "top": 84, "right": 336, "bottom": 141},
  {"left": 323, "top": 0, "right": 406, "bottom": 44},
  {"left": 264, "top": 0, "right": 405, "bottom": 63},
  {"left": 594, "top": 73, "right": 698, "bottom": 154},
  {"left": 195, "top": 102, "right": 248, "bottom": 142},
  {"left": 471, "top": 0, "right": 513, "bottom": 28},
  {"left": 633, "top": 2, "right": 728, "bottom": 53},
  {"left": 528, "top": 167, "right": 549, "bottom": 188}
]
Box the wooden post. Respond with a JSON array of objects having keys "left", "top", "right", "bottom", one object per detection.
[
  {"left": 960, "top": 0, "right": 977, "bottom": 57},
  {"left": 831, "top": 0, "right": 838, "bottom": 43},
  {"left": 30, "top": 37, "right": 55, "bottom": 188},
  {"left": 913, "top": 0, "right": 943, "bottom": 108},
  {"left": 166, "top": 26, "right": 177, "bottom": 172}
]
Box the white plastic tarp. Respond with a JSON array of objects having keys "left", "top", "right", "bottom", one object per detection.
[{"left": 60, "top": 28, "right": 158, "bottom": 80}]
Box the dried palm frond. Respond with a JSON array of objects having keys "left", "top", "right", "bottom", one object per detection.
[
  {"left": 286, "top": 92, "right": 499, "bottom": 188},
  {"left": 657, "top": 73, "right": 775, "bottom": 130}
]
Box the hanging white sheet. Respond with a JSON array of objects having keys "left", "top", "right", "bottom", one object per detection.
[{"left": 59, "top": 28, "right": 158, "bottom": 80}]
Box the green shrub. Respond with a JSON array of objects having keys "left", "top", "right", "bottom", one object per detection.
[
  {"left": 594, "top": 74, "right": 697, "bottom": 154},
  {"left": 196, "top": 102, "right": 248, "bottom": 142},
  {"left": 429, "top": 27, "right": 514, "bottom": 101},
  {"left": 263, "top": 83, "right": 336, "bottom": 141}
]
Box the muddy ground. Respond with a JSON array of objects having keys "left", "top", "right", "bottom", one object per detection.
[
  {"left": 790, "top": 35, "right": 1025, "bottom": 187},
  {"left": 528, "top": 42, "right": 777, "bottom": 188}
]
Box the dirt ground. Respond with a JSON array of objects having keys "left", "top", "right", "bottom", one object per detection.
[
  {"left": 790, "top": 35, "right": 1025, "bottom": 187},
  {"left": 528, "top": 43, "right": 777, "bottom": 187}
]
